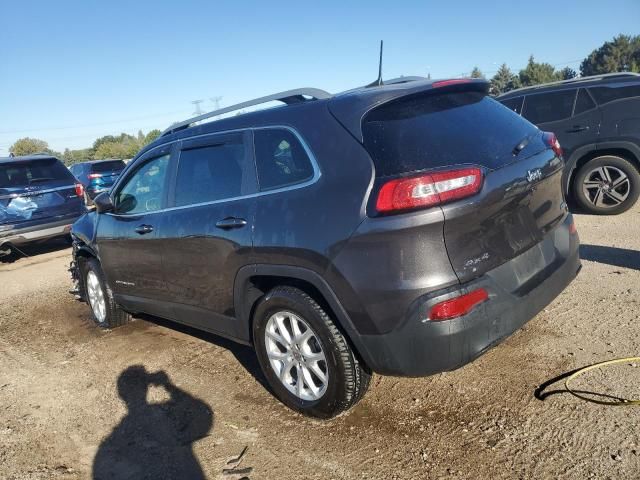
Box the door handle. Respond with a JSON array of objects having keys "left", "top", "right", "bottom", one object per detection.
[
  {"left": 567, "top": 125, "right": 589, "bottom": 133},
  {"left": 134, "top": 224, "right": 154, "bottom": 235},
  {"left": 215, "top": 217, "right": 247, "bottom": 229}
]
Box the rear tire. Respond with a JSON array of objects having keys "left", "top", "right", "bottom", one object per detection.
[
  {"left": 252, "top": 286, "right": 370, "bottom": 419},
  {"left": 80, "top": 257, "right": 131, "bottom": 328},
  {"left": 573, "top": 155, "right": 640, "bottom": 215}
]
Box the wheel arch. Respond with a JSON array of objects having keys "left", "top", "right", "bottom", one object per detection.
[
  {"left": 567, "top": 142, "right": 640, "bottom": 194},
  {"left": 233, "top": 265, "right": 374, "bottom": 370}
]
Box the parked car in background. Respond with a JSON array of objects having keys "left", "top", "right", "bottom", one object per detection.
[
  {"left": 497, "top": 72, "right": 640, "bottom": 215},
  {"left": 69, "top": 159, "right": 126, "bottom": 201},
  {"left": 70, "top": 78, "right": 580, "bottom": 418},
  {"left": 0, "top": 154, "right": 85, "bottom": 257}
]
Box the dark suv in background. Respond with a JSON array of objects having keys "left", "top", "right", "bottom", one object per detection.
[
  {"left": 497, "top": 72, "right": 640, "bottom": 215},
  {"left": 69, "top": 159, "right": 126, "bottom": 201},
  {"left": 1, "top": 154, "right": 85, "bottom": 257},
  {"left": 70, "top": 78, "right": 580, "bottom": 418}
]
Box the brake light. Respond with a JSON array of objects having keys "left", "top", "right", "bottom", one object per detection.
[
  {"left": 75, "top": 183, "right": 84, "bottom": 197},
  {"left": 543, "top": 132, "right": 563, "bottom": 158},
  {"left": 428, "top": 288, "right": 489, "bottom": 321},
  {"left": 376, "top": 168, "right": 483, "bottom": 213},
  {"left": 88, "top": 173, "right": 103, "bottom": 179},
  {"left": 432, "top": 79, "right": 473, "bottom": 88}
]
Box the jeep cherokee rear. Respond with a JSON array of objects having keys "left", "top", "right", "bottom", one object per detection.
[{"left": 70, "top": 78, "right": 581, "bottom": 418}]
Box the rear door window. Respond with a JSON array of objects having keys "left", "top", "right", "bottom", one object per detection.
[
  {"left": 500, "top": 96, "right": 524, "bottom": 115},
  {"left": 573, "top": 88, "right": 597, "bottom": 115},
  {"left": 362, "top": 91, "right": 538, "bottom": 177},
  {"left": 522, "top": 89, "right": 577, "bottom": 124},
  {"left": 253, "top": 128, "right": 315, "bottom": 190},
  {"left": 174, "top": 134, "right": 255, "bottom": 207},
  {"left": 589, "top": 83, "right": 640, "bottom": 104}
]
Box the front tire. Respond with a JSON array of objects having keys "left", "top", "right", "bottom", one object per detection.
[
  {"left": 252, "top": 286, "right": 370, "bottom": 419},
  {"left": 81, "top": 257, "right": 131, "bottom": 328},
  {"left": 573, "top": 155, "right": 640, "bottom": 215}
]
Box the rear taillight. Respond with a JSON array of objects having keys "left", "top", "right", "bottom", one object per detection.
[
  {"left": 88, "top": 173, "right": 102, "bottom": 179},
  {"left": 428, "top": 288, "right": 489, "bottom": 321},
  {"left": 75, "top": 183, "right": 84, "bottom": 197},
  {"left": 376, "top": 168, "right": 483, "bottom": 213},
  {"left": 543, "top": 132, "right": 563, "bottom": 158}
]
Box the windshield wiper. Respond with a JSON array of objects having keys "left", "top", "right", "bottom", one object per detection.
[{"left": 512, "top": 136, "right": 530, "bottom": 156}]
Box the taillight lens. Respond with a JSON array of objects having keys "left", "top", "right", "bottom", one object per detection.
[
  {"left": 428, "top": 288, "right": 489, "bottom": 321},
  {"left": 376, "top": 168, "right": 483, "bottom": 213},
  {"left": 75, "top": 183, "right": 84, "bottom": 197},
  {"left": 543, "top": 132, "right": 563, "bottom": 158}
]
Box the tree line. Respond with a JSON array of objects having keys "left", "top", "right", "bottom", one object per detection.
[
  {"left": 473, "top": 34, "right": 640, "bottom": 95},
  {"left": 8, "top": 130, "right": 161, "bottom": 166},
  {"left": 7, "top": 34, "right": 640, "bottom": 162}
]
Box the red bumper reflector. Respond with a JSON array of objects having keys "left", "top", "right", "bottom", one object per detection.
[
  {"left": 569, "top": 221, "right": 578, "bottom": 235},
  {"left": 428, "top": 288, "right": 489, "bottom": 321}
]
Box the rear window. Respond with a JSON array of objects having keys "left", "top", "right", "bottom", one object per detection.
[
  {"left": 522, "top": 89, "right": 576, "bottom": 124},
  {"left": 589, "top": 83, "right": 640, "bottom": 104},
  {"left": 0, "top": 158, "right": 74, "bottom": 188},
  {"left": 91, "top": 160, "right": 126, "bottom": 173},
  {"left": 362, "top": 92, "right": 537, "bottom": 177}
]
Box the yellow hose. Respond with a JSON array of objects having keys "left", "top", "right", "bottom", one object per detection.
[{"left": 565, "top": 357, "right": 640, "bottom": 406}]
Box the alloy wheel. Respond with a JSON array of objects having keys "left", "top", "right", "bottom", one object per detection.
[
  {"left": 86, "top": 270, "right": 107, "bottom": 323},
  {"left": 582, "top": 165, "right": 630, "bottom": 209},
  {"left": 264, "top": 311, "right": 328, "bottom": 401}
]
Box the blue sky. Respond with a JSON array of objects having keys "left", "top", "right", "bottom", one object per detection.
[{"left": 0, "top": 0, "right": 638, "bottom": 155}]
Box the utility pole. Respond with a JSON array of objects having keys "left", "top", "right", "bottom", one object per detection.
[
  {"left": 210, "top": 96, "right": 223, "bottom": 110},
  {"left": 191, "top": 99, "right": 204, "bottom": 116}
]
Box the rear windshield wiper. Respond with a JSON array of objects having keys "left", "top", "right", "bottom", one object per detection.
[{"left": 512, "top": 136, "right": 530, "bottom": 156}]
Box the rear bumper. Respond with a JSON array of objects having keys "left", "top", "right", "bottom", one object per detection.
[
  {"left": 354, "top": 215, "right": 581, "bottom": 376},
  {"left": 0, "top": 215, "right": 79, "bottom": 248}
]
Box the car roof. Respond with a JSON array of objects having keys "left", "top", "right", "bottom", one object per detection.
[
  {"left": 497, "top": 72, "right": 640, "bottom": 100},
  {"left": 73, "top": 159, "right": 125, "bottom": 166},
  {"left": 138, "top": 77, "right": 490, "bottom": 158},
  {"left": 0, "top": 154, "right": 60, "bottom": 164}
]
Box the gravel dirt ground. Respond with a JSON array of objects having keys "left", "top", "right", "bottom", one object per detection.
[{"left": 1, "top": 206, "right": 639, "bottom": 480}]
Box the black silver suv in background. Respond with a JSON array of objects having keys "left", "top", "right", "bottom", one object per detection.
[
  {"left": 70, "top": 79, "right": 581, "bottom": 418},
  {"left": 1, "top": 154, "right": 85, "bottom": 257},
  {"left": 69, "top": 159, "right": 126, "bottom": 201},
  {"left": 497, "top": 72, "right": 640, "bottom": 215}
]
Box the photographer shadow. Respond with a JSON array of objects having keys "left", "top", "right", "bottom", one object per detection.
[{"left": 93, "top": 365, "right": 213, "bottom": 480}]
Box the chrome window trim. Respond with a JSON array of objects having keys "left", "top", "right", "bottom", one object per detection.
[
  {"left": 106, "top": 125, "right": 321, "bottom": 218},
  {"left": 0, "top": 184, "right": 77, "bottom": 200}
]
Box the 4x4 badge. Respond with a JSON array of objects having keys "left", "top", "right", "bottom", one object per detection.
[{"left": 527, "top": 169, "right": 542, "bottom": 183}]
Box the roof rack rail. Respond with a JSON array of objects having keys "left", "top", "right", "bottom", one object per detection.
[
  {"left": 504, "top": 72, "right": 640, "bottom": 96},
  {"left": 161, "top": 87, "right": 332, "bottom": 137}
]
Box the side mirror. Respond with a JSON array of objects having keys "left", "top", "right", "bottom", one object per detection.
[{"left": 93, "top": 192, "right": 114, "bottom": 214}]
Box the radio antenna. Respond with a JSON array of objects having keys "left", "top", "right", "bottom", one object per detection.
[{"left": 366, "top": 40, "right": 384, "bottom": 88}]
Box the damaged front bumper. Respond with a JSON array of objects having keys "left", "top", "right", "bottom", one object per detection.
[{"left": 68, "top": 241, "right": 82, "bottom": 299}]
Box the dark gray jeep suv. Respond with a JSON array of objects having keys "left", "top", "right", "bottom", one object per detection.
[
  {"left": 70, "top": 78, "right": 581, "bottom": 418},
  {"left": 497, "top": 72, "right": 640, "bottom": 215}
]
